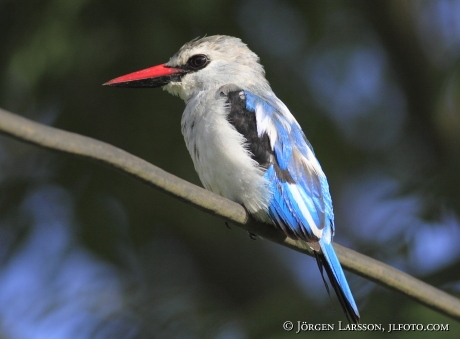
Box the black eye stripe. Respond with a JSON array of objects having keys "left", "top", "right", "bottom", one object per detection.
[{"left": 170, "top": 54, "right": 210, "bottom": 73}]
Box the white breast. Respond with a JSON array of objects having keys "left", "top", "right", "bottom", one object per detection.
[{"left": 181, "top": 90, "right": 271, "bottom": 215}]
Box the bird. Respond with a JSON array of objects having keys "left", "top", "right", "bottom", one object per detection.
[{"left": 104, "top": 35, "right": 360, "bottom": 324}]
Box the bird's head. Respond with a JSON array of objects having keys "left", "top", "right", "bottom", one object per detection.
[{"left": 104, "top": 35, "right": 271, "bottom": 101}]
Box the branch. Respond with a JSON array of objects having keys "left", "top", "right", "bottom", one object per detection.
[{"left": 0, "top": 107, "right": 459, "bottom": 321}]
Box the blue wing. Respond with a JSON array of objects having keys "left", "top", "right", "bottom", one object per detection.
[
  {"left": 244, "top": 91, "right": 332, "bottom": 242},
  {"left": 242, "top": 90, "right": 360, "bottom": 324}
]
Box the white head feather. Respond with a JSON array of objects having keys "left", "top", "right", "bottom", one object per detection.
[{"left": 164, "top": 35, "right": 272, "bottom": 101}]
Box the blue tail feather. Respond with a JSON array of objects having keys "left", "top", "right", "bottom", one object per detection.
[{"left": 318, "top": 239, "right": 360, "bottom": 324}]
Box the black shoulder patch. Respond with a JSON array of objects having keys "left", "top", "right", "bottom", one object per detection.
[
  {"left": 224, "top": 90, "right": 295, "bottom": 183},
  {"left": 225, "top": 90, "right": 272, "bottom": 169}
]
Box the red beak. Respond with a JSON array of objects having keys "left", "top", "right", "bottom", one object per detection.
[{"left": 103, "top": 63, "right": 186, "bottom": 88}]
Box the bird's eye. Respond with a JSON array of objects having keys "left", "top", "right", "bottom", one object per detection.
[{"left": 188, "top": 54, "right": 209, "bottom": 69}]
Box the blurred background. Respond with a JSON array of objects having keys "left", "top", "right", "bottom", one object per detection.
[{"left": 1, "top": 0, "right": 460, "bottom": 338}]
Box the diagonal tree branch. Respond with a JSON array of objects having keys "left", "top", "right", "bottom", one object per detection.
[{"left": 0, "top": 107, "right": 459, "bottom": 321}]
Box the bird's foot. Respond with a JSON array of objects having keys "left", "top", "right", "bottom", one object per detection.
[{"left": 248, "top": 232, "right": 257, "bottom": 240}]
